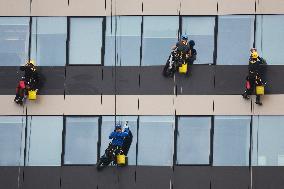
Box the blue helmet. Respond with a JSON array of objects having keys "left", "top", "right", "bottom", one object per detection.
[
  {"left": 115, "top": 123, "right": 122, "bottom": 130},
  {"left": 181, "top": 34, "right": 188, "bottom": 40}
]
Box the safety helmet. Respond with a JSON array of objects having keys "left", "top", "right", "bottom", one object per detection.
[
  {"left": 115, "top": 123, "right": 122, "bottom": 130},
  {"left": 251, "top": 52, "right": 258, "bottom": 59},
  {"left": 28, "top": 60, "right": 36, "bottom": 66},
  {"left": 181, "top": 34, "right": 188, "bottom": 40}
]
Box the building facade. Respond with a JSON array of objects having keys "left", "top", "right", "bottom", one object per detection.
[{"left": 1, "top": 0, "right": 284, "bottom": 189}]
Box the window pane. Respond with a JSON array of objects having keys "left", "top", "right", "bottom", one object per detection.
[
  {"left": 0, "top": 17, "right": 30, "bottom": 66},
  {"left": 182, "top": 17, "right": 215, "bottom": 64},
  {"left": 177, "top": 117, "right": 211, "bottom": 164},
  {"left": 69, "top": 18, "right": 103, "bottom": 65},
  {"left": 100, "top": 116, "right": 137, "bottom": 165},
  {"left": 252, "top": 116, "right": 284, "bottom": 166},
  {"left": 256, "top": 15, "right": 284, "bottom": 65},
  {"left": 217, "top": 15, "right": 254, "bottom": 65},
  {"left": 142, "top": 16, "right": 179, "bottom": 66},
  {"left": 25, "top": 116, "right": 63, "bottom": 166},
  {"left": 31, "top": 17, "right": 67, "bottom": 66},
  {"left": 0, "top": 116, "right": 25, "bottom": 166},
  {"left": 138, "top": 116, "right": 175, "bottom": 166},
  {"left": 105, "top": 16, "right": 141, "bottom": 66},
  {"left": 64, "top": 117, "right": 99, "bottom": 164},
  {"left": 213, "top": 116, "right": 250, "bottom": 166}
]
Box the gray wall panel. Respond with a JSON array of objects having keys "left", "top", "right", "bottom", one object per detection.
[
  {"left": 136, "top": 166, "right": 172, "bottom": 189},
  {"left": 252, "top": 167, "right": 284, "bottom": 189},
  {"left": 211, "top": 167, "right": 250, "bottom": 189},
  {"left": 101, "top": 67, "right": 116, "bottom": 95},
  {"left": 65, "top": 66, "right": 102, "bottom": 95},
  {"left": 61, "top": 166, "right": 98, "bottom": 189},
  {"left": 176, "top": 65, "right": 215, "bottom": 95},
  {"left": 0, "top": 67, "right": 22, "bottom": 95},
  {"left": 140, "top": 66, "right": 175, "bottom": 95},
  {"left": 115, "top": 67, "right": 140, "bottom": 95},
  {"left": 22, "top": 167, "right": 60, "bottom": 189},
  {"left": 214, "top": 65, "right": 248, "bottom": 95},
  {"left": 37, "top": 67, "right": 65, "bottom": 95},
  {"left": 0, "top": 167, "right": 23, "bottom": 189},
  {"left": 173, "top": 166, "right": 211, "bottom": 189}
]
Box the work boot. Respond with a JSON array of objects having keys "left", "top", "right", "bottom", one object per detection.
[
  {"left": 255, "top": 101, "right": 263, "bottom": 106},
  {"left": 242, "top": 92, "right": 250, "bottom": 100}
]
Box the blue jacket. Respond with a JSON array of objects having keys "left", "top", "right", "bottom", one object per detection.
[{"left": 109, "top": 128, "right": 129, "bottom": 147}]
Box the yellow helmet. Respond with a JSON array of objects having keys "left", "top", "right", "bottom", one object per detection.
[
  {"left": 27, "top": 60, "right": 35, "bottom": 66},
  {"left": 251, "top": 52, "right": 258, "bottom": 59}
]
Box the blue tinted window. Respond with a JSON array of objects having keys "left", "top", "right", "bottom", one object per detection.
[
  {"left": 217, "top": 15, "right": 255, "bottom": 65},
  {"left": 31, "top": 17, "right": 67, "bottom": 66},
  {"left": 182, "top": 17, "right": 215, "bottom": 64},
  {"left": 138, "top": 116, "right": 175, "bottom": 166},
  {"left": 0, "top": 116, "right": 25, "bottom": 166},
  {"left": 69, "top": 18, "right": 103, "bottom": 65},
  {"left": 142, "top": 16, "right": 179, "bottom": 66},
  {"left": 252, "top": 116, "right": 284, "bottom": 166},
  {"left": 105, "top": 16, "right": 141, "bottom": 66},
  {"left": 25, "top": 116, "right": 63, "bottom": 166},
  {"left": 256, "top": 15, "right": 284, "bottom": 65},
  {"left": 177, "top": 117, "right": 211, "bottom": 164},
  {"left": 213, "top": 116, "right": 250, "bottom": 166},
  {"left": 0, "top": 17, "right": 30, "bottom": 66},
  {"left": 64, "top": 117, "right": 99, "bottom": 164}
]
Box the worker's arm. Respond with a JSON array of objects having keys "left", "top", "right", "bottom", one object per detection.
[
  {"left": 121, "top": 128, "right": 129, "bottom": 137},
  {"left": 109, "top": 132, "right": 116, "bottom": 139}
]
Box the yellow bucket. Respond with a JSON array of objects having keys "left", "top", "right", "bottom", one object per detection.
[
  {"left": 256, "top": 86, "right": 264, "bottom": 95},
  {"left": 28, "top": 90, "right": 37, "bottom": 100},
  {"left": 179, "top": 63, "right": 187, "bottom": 74},
  {"left": 117, "top": 154, "right": 126, "bottom": 165}
]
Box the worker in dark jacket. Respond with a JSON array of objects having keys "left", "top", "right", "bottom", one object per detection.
[
  {"left": 109, "top": 123, "right": 130, "bottom": 150},
  {"left": 20, "top": 60, "right": 39, "bottom": 90}
]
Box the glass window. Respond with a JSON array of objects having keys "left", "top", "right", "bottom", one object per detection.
[
  {"left": 252, "top": 116, "right": 284, "bottom": 166},
  {"left": 138, "top": 116, "right": 175, "bottom": 166},
  {"left": 0, "top": 116, "right": 26, "bottom": 166},
  {"left": 64, "top": 117, "right": 99, "bottom": 165},
  {"left": 25, "top": 116, "right": 63, "bottom": 166},
  {"left": 69, "top": 17, "right": 103, "bottom": 65},
  {"left": 256, "top": 15, "right": 284, "bottom": 65},
  {"left": 217, "top": 15, "right": 255, "bottom": 65},
  {"left": 213, "top": 116, "right": 250, "bottom": 166},
  {"left": 30, "top": 17, "right": 67, "bottom": 66},
  {"left": 182, "top": 17, "right": 215, "bottom": 64},
  {"left": 100, "top": 116, "right": 138, "bottom": 165},
  {"left": 105, "top": 16, "right": 141, "bottom": 66},
  {"left": 142, "top": 16, "right": 179, "bottom": 66},
  {"left": 177, "top": 117, "right": 211, "bottom": 165},
  {"left": 0, "top": 17, "right": 30, "bottom": 66}
]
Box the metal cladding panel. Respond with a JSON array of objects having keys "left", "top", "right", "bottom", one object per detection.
[
  {"left": 252, "top": 167, "right": 284, "bottom": 189},
  {"left": 115, "top": 67, "right": 140, "bottom": 95},
  {"left": 0, "top": 167, "right": 23, "bottom": 189}
]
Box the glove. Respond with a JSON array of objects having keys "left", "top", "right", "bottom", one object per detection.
[{"left": 124, "top": 121, "right": 129, "bottom": 129}]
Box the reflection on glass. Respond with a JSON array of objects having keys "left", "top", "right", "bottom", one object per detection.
[
  {"left": 138, "top": 116, "right": 175, "bottom": 166},
  {"left": 31, "top": 17, "right": 67, "bottom": 66},
  {"left": 25, "top": 116, "right": 63, "bottom": 166},
  {"left": 0, "top": 116, "right": 25, "bottom": 166},
  {"left": 105, "top": 16, "right": 141, "bottom": 66},
  {"left": 177, "top": 117, "right": 211, "bottom": 164},
  {"left": 213, "top": 116, "right": 250, "bottom": 166},
  {"left": 256, "top": 15, "right": 284, "bottom": 65},
  {"left": 142, "top": 16, "right": 179, "bottom": 66},
  {"left": 252, "top": 116, "right": 284, "bottom": 166},
  {"left": 0, "top": 17, "right": 30, "bottom": 66},
  {"left": 182, "top": 17, "right": 215, "bottom": 64},
  {"left": 217, "top": 15, "right": 255, "bottom": 65},
  {"left": 64, "top": 117, "right": 99, "bottom": 164},
  {"left": 69, "top": 18, "right": 103, "bottom": 65}
]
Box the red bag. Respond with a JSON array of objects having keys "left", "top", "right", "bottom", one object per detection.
[{"left": 246, "top": 81, "right": 251, "bottom": 89}]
